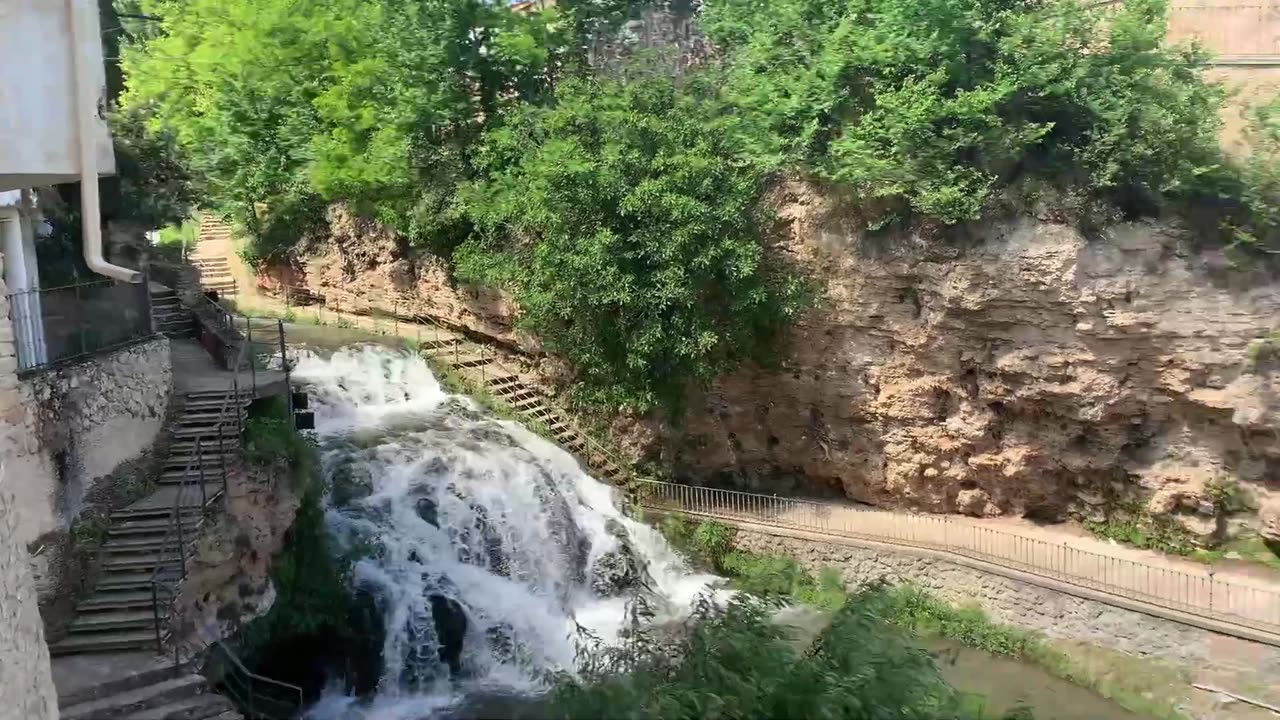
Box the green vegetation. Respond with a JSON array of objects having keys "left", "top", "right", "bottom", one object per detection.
[
  {"left": 703, "top": 0, "right": 1225, "bottom": 226},
  {"left": 656, "top": 515, "right": 1191, "bottom": 718},
  {"left": 545, "top": 592, "right": 1025, "bottom": 720},
  {"left": 1083, "top": 499, "right": 1200, "bottom": 556},
  {"left": 118, "top": 0, "right": 1279, "bottom": 412},
  {"left": 243, "top": 397, "right": 315, "bottom": 487}
]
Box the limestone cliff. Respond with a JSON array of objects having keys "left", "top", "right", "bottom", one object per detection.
[
  {"left": 259, "top": 191, "right": 1280, "bottom": 540},
  {"left": 673, "top": 183, "right": 1279, "bottom": 540}
]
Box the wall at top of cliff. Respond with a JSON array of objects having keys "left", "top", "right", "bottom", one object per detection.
[
  {"left": 258, "top": 192, "right": 1279, "bottom": 538},
  {"left": 674, "top": 182, "right": 1279, "bottom": 536}
]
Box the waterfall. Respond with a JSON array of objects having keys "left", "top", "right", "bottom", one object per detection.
[{"left": 291, "top": 346, "right": 717, "bottom": 719}]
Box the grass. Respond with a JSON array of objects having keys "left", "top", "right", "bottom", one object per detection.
[{"left": 1192, "top": 534, "right": 1280, "bottom": 571}]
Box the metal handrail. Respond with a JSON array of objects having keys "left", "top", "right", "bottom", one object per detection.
[
  {"left": 633, "top": 479, "right": 1280, "bottom": 643},
  {"left": 147, "top": 302, "right": 301, "bottom": 717},
  {"left": 207, "top": 639, "right": 304, "bottom": 719}
]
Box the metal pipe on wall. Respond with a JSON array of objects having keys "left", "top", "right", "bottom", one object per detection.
[{"left": 67, "top": 0, "right": 142, "bottom": 284}]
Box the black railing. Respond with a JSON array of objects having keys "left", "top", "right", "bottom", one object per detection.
[
  {"left": 7, "top": 279, "right": 154, "bottom": 373},
  {"left": 148, "top": 303, "right": 301, "bottom": 718}
]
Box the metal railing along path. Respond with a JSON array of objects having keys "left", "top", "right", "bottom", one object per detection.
[
  {"left": 149, "top": 301, "right": 302, "bottom": 718},
  {"left": 632, "top": 479, "right": 1280, "bottom": 641},
  {"left": 7, "top": 278, "right": 154, "bottom": 373}
]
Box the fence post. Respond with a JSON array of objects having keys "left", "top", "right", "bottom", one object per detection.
[
  {"left": 246, "top": 320, "right": 257, "bottom": 391},
  {"left": 279, "top": 319, "right": 293, "bottom": 429},
  {"left": 142, "top": 275, "right": 155, "bottom": 336},
  {"left": 152, "top": 583, "right": 162, "bottom": 652},
  {"left": 198, "top": 438, "right": 207, "bottom": 508},
  {"left": 218, "top": 426, "right": 228, "bottom": 500},
  {"left": 74, "top": 282, "right": 87, "bottom": 355}
]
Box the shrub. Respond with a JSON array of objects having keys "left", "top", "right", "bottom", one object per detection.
[
  {"left": 703, "top": 0, "right": 1226, "bottom": 226},
  {"left": 460, "top": 72, "right": 809, "bottom": 413}
]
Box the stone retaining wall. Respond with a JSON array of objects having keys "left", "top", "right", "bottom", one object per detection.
[
  {"left": 6, "top": 336, "right": 173, "bottom": 545},
  {"left": 733, "top": 526, "right": 1280, "bottom": 705}
]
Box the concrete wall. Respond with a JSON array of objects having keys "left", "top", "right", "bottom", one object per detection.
[
  {"left": 6, "top": 336, "right": 173, "bottom": 547},
  {"left": 733, "top": 526, "right": 1280, "bottom": 706},
  {"left": 0, "top": 251, "right": 59, "bottom": 720}
]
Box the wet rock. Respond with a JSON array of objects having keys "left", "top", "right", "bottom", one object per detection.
[
  {"left": 591, "top": 551, "right": 640, "bottom": 596},
  {"left": 591, "top": 520, "right": 651, "bottom": 597},
  {"left": 428, "top": 594, "right": 469, "bottom": 676},
  {"left": 415, "top": 497, "right": 439, "bottom": 527}
]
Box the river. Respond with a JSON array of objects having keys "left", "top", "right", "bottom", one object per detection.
[{"left": 288, "top": 343, "right": 1142, "bottom": 720}]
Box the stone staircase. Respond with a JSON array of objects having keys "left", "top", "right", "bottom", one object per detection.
[
  {"left": 191, "top": 216, "right": 238, "bottom": 297},
  {"left": 58, "top": 661, "right": 241, "bottom": 720},
  {"left": 418, "top": 337, "right": 631, "bottom": 487},
  {"left": 151, "top": 284, "right": 195, "bottom": 338},
  {"left": 48, "top": 389, "right": 248, "bottom": 658}
]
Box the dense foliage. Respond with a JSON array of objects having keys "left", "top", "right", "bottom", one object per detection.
[
  {"left": 118, "top": 0, "right": 1271, "bottom": 412},
  {"left": 544, "top": 592, "right": 1025, "bottom": 719},
  {"left": 459, "top": 74, "right": 806, "bottom": 410},
  {"left": 703, "top": 0, "right": 1225, "bottom": 225}
]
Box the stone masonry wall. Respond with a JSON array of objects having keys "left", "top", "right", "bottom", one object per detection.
[
  {"left": 733, "top": 526, "right": 1280, "bottom": 706},
  {"left": 7, "top": 336, "right": 173, "bottom": 548},
  {"left": 0, "top": 252, "right": 58, "bottom": 720}
]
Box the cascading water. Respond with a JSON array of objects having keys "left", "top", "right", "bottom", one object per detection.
[{"left": 291, "top": 346, "right": 717, "bottom": 719}]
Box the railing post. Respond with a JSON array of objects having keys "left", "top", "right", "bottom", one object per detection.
[
  {"left": 246, "top": 319, "right": 257, "bottom": 391},
  {"left": 74, "top": 282, "right": 87, "bottom": 355},
  {"left": 143, "top": 275, "right": 155, "bottom": 336},
  {"left": 279, "top": 319, "right": 293, "bottom": 430},
  {"left": 198, "top": 437, "right": 207, "bottom": 508},
  {"left": 218, "top": 427, "right": 228, "bottom": 500},
  {"left": 152, "top": 583, "right": 162, "bottom": 652}
]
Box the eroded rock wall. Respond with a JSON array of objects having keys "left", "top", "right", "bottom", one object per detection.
[
  {"left": 262, "top": 192, "right": 1280, "bottom": 535},
  {"left": 670, "top": 183, "right": 1280, "bottom": 536},
  {"left": 173, "top": 463, "right": 301, "bottom": 648}
]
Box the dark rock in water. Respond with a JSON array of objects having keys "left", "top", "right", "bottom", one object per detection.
[
  {"left": 590, "top": 551, "right": 638, "bottom": 596},
  {"left": 532, "top": 475, "right": 590, "bottom": 589},
  {"left": 347, "top": 585, "right": 388, "bottom": 696},
  {"left": 591, "top": 520, "right": 652, "bottom": 597},
  {"left": 486, "top": 623, "right": 516, "bottom": 664},
  {"left": 415, "top": 497, "right": 439, "bottom": 527},
  {"left": 429, "top": 594, "right": 468, "bottom": 676},
  {"left": 455, "top": 505, "right": 509, "bottom": 576}
]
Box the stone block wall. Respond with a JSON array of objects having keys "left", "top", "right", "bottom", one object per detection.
[
  {"left": 0, "top": 253, "right": 58, "bottom": 720},
  {"left": 3, "top": 336, "right": 173, "bottom": 548},
  {"left": 733, "top": 527, "right": 1280, "bottom": 706}
]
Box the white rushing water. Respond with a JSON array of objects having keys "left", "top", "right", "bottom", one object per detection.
[{"left": 292, "top": 346, "right": 717, "bottom": 720}]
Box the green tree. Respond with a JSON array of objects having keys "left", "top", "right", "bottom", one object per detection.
[
  {"left": 459, "top": 72, "right": 808, "bottom": 412},
  {"left": 703, "top": 0, "right": 1226, "bottom": 225}
]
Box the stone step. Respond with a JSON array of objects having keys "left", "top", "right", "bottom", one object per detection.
[
  {"left": 487, "top": 374, "right": 520, "bottom": 388},
  {"left": 96, "top": 569, "right": 180, "bottom": 592},
  {"left": 111, "top": 506, "right": 199, "bottom": 521},
  {"left": 60, "top": 675, "right": 207, "bottom": 720},
  {"left": 49, "top": 630, "right": 160, "bottom": 658},
  {"left": 56, "top": 657, "right": 187, "bottom": 708},
  {"left": 101, "top": 555, "right": 182, "bottom": 573},
  {"left": 107, "top": 520, "right": 197, "bottom": 539},
  {"left": 78, "top": 589, "right": 160, "bottom": 611},
  {"left": 102, "top": 537, "right": 173, "bottom": 554},
  {"left": 130, "top": 693, "right": 237, "bottom": 720},
  {"left": 69, "top": 609, "right": 160, "bottom": 633}
]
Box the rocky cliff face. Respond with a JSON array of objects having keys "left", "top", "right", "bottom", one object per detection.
[
  {"left": 673, "top": 182, "right": 1280, "bottom": 539},
  {"left": 263, "top": 191, "right": 1280, "bottom": 540}
]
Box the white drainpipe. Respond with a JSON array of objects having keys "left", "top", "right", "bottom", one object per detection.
[{"left": 68, "top": 0, "right": 142, "bottom": 284}]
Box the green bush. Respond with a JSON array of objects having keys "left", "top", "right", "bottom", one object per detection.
[
  {"left": 1082, "top": 500, "right": 1199, "bottom": 555},
  {"left": 704, "top": 0, "right": 1226, "bottom": 226},
  {"left": 460, "top": 72, "right": 809, "bottom": 413},
  {"left": 545, "top": 592, "right": 1020, "bottom": 719},
  {"left": 1228, "top": 93, "right": 1280, "bottom": 254}
]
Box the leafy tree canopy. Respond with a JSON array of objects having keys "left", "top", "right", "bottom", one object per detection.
[{"left": 703, "top": 0, "right": 1227, "bottom": 225}]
